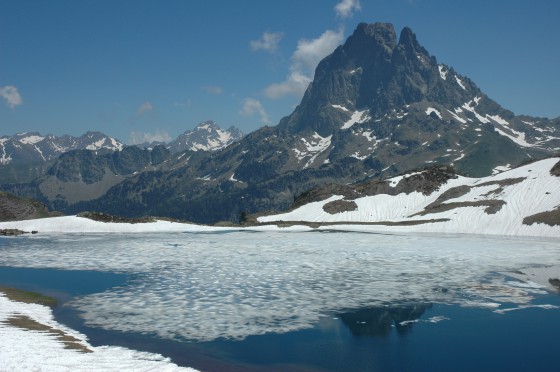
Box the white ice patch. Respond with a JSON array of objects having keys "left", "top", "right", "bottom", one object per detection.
[
  {"left": 487, "top": 114, "right": 509, "bottom": 126},
  {"left": 492, "top": 164, "right": 511, "bottom": 175},
  {"left": 455, "top": 76, "right": 466, "bottom": 90},
  {"left": 388, "top": 171, "right": 422, "bottom": 187},
  {"left": 426, "top": 107, "right": 442, "bottom": 119},
  {"left": 332, "top": 104, "right": 349, "bottom": 112},
  {"left": 0, "top": 142, "right": 12, "bottom": 164},
  {"left": 342, "top": 110, "right": 370, "bottom": 130},
  {"left": 462, "top": 98, "right": 490, "bottom": 123},
  {"left": 294, "top": 132, "right": 332, "bottom": 168},
  {"left": 351, "top": 151, "right": 368, "bottom": 160},
  {"left": 86, "top": 138, "right": 107, "bottom": 151},
  {"left": 438, "top": 65, "right": 448, "bottom": 80},
  {"left": 362, "top": 131, "right": 376, "bottom": 142},
  {"left": 447, "top": 109, "right": 467, "bottom": 124},
  {"left": 33, "top": 144, "right": 46, "bottom": 161},
  {"left": 453, "top": 153, "right": 465, "bottom": 163},
  {"left": 493, "top": 127, "right": 533, "bottom": 147},
  {"left": 18, "top": 135, "right": 45, "bottom": 145},
  {"left": 196, "top": 174, "right": 213, "bottom": 181}
]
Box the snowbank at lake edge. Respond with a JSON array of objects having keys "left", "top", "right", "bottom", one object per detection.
[
  {"left": 257, "top": 157, "right": 560, "bottom": 238},
  {"left": 0, "top": 293, "right": 198, "bottom": 371}
]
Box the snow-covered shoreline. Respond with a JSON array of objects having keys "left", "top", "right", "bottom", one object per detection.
[
  {"left": 0, "top": 215, "right": 233, "bottom": 234},
  {"left": 0, "top": 158, "right": 558, "bottom": 238},
  {"left": 0, "top": 292, "right": 198, "bottom": 371}
]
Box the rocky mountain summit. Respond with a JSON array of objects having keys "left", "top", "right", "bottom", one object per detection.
[
  {"left": 2, "top": 23, "right": 559, "bottom": 223},
  {"left": 168, "top": 121, "right": 243, "bottom": 153}
]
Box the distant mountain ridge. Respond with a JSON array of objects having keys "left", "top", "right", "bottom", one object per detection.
[
  {"left": 1, "top": 122, "right": 243, "bottom": 167},
  {"left": 0, "top": 131, "right": 124, "bottom": 165},
  {"left": 0, "top": 122, "right": 243, "bottom": 185}
]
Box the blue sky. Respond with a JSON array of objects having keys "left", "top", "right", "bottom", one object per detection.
[{"left": 1, "top": 0, "right": 559, "bottom": 144}]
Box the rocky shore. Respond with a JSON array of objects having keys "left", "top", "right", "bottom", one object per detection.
[{"left": 0, "top": 229, "right": 36, "bottom": 236}]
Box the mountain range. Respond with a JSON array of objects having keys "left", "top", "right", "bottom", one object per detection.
[
  {"left": 0, "top": 131, "right": 124, "bottom": 165},
  {"left": 2, "top": 22, "right": 559, "bottom": 224},
  {"left": 0, "top": 122, "right": 243, "bottom": 184}
]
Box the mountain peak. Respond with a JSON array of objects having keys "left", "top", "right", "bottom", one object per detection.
[
  {"left": 353, "top": 22, "right": 396, "bottom": 44},
  {"left": 194, "top": 120, "right": 220, "bottom": 132},
  {"left": 168, "top": 121, "right": 243, "bottom": 153},
  {"left": 282, "top": 22, "right": 480, "bottom": 136},
  {"left": 397, "top": 26, "right": 420, "bottom": 53}
]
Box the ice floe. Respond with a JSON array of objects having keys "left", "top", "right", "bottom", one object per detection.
[{"left": 0, "top": 229, "right": 559, "bottom": 345}]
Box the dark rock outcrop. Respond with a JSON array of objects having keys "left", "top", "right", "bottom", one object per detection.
[{"left": 0, "top": 191, "right": 56, "bottom": 222}]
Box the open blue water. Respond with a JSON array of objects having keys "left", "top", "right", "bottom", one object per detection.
[{"left": 1, "top": 231, "right": 559, "bottom": 371}]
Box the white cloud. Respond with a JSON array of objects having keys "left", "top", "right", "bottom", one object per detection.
[
  {"left": 128, "top": 129, "right": 172, "bottom": 145},
  {"left": 250, "top": 32, "right": 284, "bottom": 53},
  {"left": 264, "top": 28, "right": 344, "bottom": 99},
  {"left": 0, "top": 86, "right": 23, "bottom": 108},
  {"left": 264, "top": 71, "right": 312, "bottom": 100},
  {"left": 202, "top": 85, "right": 223, "bottom": 95},
  {"left": 137, "top": 101, "right": 153, "bottom": 115},
  {"left": 239, "top": 98, "right": 271, "bottom": 124},
  {"left": 335, "top": 0, "right": 361, "bottom": 19},
  {"left": 292, "top": 29, "right": 345, "bottom": 71}
]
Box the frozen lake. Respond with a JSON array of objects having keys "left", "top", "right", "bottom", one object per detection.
[{"left": 1, "top": 230, "right": 559, "bottom": 370}]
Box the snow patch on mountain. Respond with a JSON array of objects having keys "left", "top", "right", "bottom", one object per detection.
[
  {"left": 332, "top": 104, "right": 349, "bottom": 112},
  {"left": 258, "top": 158, "right": 560, "bottom": 237},
  {"left": 447, "top": 109, "right": 467, "bottom": 124},
  {"left": 438, "top": 65, "right": 448, "bottom": 80},
  {"left": 85, "top": 138, "right": 107, "bottom": 151},
  {"left": 18, "top": 135, "right": 45, "bottom": 145},
  {"left": 294, "top": 133, "right": 332, "bottom": 168},
  {"left": 462, "top": 97, "right": 490, "bottom": 123},
  {"left": 455, "top": 76, "right": 466, "bottom": 90},
  {"left": 426, "top": 107, "right": 442, "bottom": 119},
  {"left": 362, "top": 130, "right": 376, "bottom": 142},
  {"left": 493, "top": 127, "right": 532, "bottom": 147},
  {"left": 341, "top": 110, "right": 370, "bottom": 130},
  {"left": 0, "top": 143, "right": 12, "bottom": 165}
]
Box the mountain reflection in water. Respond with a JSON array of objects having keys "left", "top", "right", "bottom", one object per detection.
[{"left": 338, "top": 303, "right": 432, "bottom": 337}]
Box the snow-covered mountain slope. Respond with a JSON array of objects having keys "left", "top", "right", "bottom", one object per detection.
[
  {"left": 167, "top": 121, "right": 243, "bottom": 153},
  {"left": 258, "top": 158, "right": 560, "bottom": 237},
  {"left": 0, "top": 131, "right": 124, "bottom": 165}
]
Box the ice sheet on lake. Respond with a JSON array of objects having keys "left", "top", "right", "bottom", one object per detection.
[{"left": 0, "top": 232, "right": 559, "bottom": 343}]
